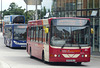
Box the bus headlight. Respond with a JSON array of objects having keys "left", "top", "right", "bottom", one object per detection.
[
  {"left": 85, "top": 55, "right": 88, "bottom": 57},
  {"left": 82, "top": 55, "right": 84, "bottom": 57},
  {"left": 58, "top": 55, "right": 61, "bottom": 57},
  {"left": 13, "top": 41, "right": 19, "bottom": 44},
  {"left": 54, "top": 54, "right": 57, "bottom": 57},
  {"left": 14, "top": 41, "right": 18, "bottom": 44}
]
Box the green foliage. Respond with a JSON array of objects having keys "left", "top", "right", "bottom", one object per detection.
[
  {"left": 39, "top": 6, "right": 47, "bottom": 19},
  {"left": 3, "top": 2, "right": 25, "bottom": 16},
  {"left": 24, "top": 10, "right": 35, "bottom": 23},
  {"left": 2, "top": 2, "right": 51, "bottom": 23},
  {"left": 43, "top": 7, "right": 46, "bottom": 16}
]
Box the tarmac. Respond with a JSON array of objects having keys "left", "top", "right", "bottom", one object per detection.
[
  {"left": 0, "top": 32, "right": 10, "bottom": 68},
  {"left": 0, "top": 60, "right": 11, "bottom": 68},
  {"left": 91, "top": 52, "right": 100, "bottom": 58},
  {"left": 0, "top": 32, "right": 100, "bottom": 68}
]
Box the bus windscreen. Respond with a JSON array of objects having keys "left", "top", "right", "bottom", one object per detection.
[
  {"left": 13, "top": 16, "right": 25, "bottom": 23},
  {"left": 14, "top": 25, "right": 27, "bottom": 40}
]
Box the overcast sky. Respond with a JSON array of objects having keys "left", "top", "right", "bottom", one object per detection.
[{"left": 0, "top": 0, "right": 52, "bottom": 11}]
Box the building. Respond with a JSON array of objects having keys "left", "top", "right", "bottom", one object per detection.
[{"left": 52, "top": 0, "right": 100, "bottom": 52}]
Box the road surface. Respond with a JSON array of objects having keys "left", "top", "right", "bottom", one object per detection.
[{"left": 0, "top": 32, "right": 100, "bottom": 68}]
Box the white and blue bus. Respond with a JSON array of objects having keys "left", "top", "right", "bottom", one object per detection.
[
  {"left": 3, "top": 15, "right": 25, "bottom": 35},
  {"left": 4, "top": 24, "right": 27, "bottom": 48}
]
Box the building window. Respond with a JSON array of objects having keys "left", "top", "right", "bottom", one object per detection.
[
  {"left": 87, "top": 10, "right": 92, "bottom": 16},
  {"left": 73, "top": 11, "right": 76, "bottom": 17},
  {"left": 77, "top": 0, "right": 82, "bottom": 9},
  {"left": 99, "top": 10, "right": 100, "bottom": 17},
  {"left": 93, "top": 0, "right": 99, "bottom": 8},
  {"left": 65, "top": 12, "right": 69, "bottom": 17},
  {"left": 66, "top": 2, "right": 76, "bottom": 11},
  {"left": 77, "top": 11, "right": 81, "bottom": 16},
  {"left": 69, "top": 11, "right": 73, "bottom": 17},
  {"left": 61, "top": 12, "right": 65, "bottom": 17},
  {"left": 99, "top": 0, "right": 100, "bottom": 8},
  {"left": 82, "top": 11, "right": 87, "bottom": 16},
  {"left": 82, "top": 0, "right": 87, "bottom": 9},
  {"left": 89, "top": 0, "right": 93, "bottom": 9}
]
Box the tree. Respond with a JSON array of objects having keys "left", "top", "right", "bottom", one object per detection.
[
  {"left": 39, "top": 6, "right": 47, "bottom": 19},
  {"left": 43, "top": 6, "right": 46, "bottom": 16},
  {"left": 3, "top": 2, "right": 50, "bottom": 23},
  {"left": 24, "top": 10, "right": 35, "bottom": 23},
  {"left": 3, "top": 2, "right": 25, "bottom": 16}
]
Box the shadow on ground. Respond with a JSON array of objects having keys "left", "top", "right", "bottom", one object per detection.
[
  {"left": 30, "top": 56, "right": 88, "bottom": 66},
  {"left": 10, "top": 47, "right": 26, "bottom": 50}
]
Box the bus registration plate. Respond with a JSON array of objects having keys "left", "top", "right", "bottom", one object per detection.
[
  {"left": 66, "top": 59, "right": 75, "bottom": 62},
  {"left": 21, "top": 46, "right": 26, "bottom": 47}
]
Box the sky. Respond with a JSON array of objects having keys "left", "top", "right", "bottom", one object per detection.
[{"left": 0, "top": 0, "right": 53, "bottom": 11}]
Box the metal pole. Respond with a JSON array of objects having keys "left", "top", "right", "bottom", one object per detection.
[
  {"left": 99, "top": 18, "right": 100, "bottom": 52},
  {"left": 35, "top": 0, "right": 38, "bottom": 20},
  {"left": 99, "top": 0, "right": 100, "bottom": 52},
  {"left": 26, "top": 3, "right": 28, "bottom": 23},
  {"left": 1, "top": 0, "right": 2, "bottom": 32},
  {"left": 40, "top": 2, "right": 42, "bottom": 19},
  {"left": 93, "top": 18, "right": 95, "bottom": 51}
]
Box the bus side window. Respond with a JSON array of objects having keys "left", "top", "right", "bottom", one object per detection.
[
  {"left": 9, "top": 28, "right": 12, "bottom": 39},
  {"left": 28, "top": 27, "right": 31, "bottom": 38},
  {"left": 4, "top": 27, "right": 7, "bottom": 36},
  {"left": 33, "top": 27, "right": 35, "bottom": 41},
  {"left": 39, "top": 27, "right": 43, "bottom": 43},
  {"left": 43, "top": 27, "right": 45, "bottom": 43},
  {"left": 30, "top": 27, "right": 34, "bottom": 41},
  {"left": 8, "top": 27, "right": 12, "bottom": 39},
  {"left": 36, "top": 27, "right": 39, "bottom": 42},
  {"left": 38, "top": 27, "right": 40, "bottom": 42},
  {"left": 46, "top": 28, "right": 49, "bottom": 44}
]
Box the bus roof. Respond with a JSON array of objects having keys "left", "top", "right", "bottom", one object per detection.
[
  {"left": 28, "top": 17, "right": 90, "bottom": 22},
  {"left": 49, "top": 17, "right": 90, "bottom": 20},
  {"left": 4, "top": 15, "right": 24, "bottom": 17},
  {"left": 28, "top": 17, "right": 90, "bottom": 26},
  {"left": 5, "top": 24, "right": 27, "bottom": 26}
]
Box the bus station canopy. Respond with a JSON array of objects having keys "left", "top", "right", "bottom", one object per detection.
[{"left": 24, "top": 0, "right": 42, "bottom": 5}]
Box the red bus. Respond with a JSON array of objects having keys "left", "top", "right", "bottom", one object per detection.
[{"left": 27, "top": 17, "right": 91, "bottom": 64}]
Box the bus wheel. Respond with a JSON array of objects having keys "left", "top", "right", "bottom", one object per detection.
[
  {"left": 26, "top": 44, "right": 28, "bottom": 52},
  {"left": 77, "top": 62, "right": 82, "bottom": 65},
  {"left": 30, "top": 48, "right": 32, "bottom": 58},
  {"left": 6, "top": 44, "right": 8, "bottom": 47},
  {"left": 9, "top": 41, "right": 12, "bottom": 48},
  {"left": 42, "top": 51, "right": 46, "bottom": 63},
  {"left": 5, "top": 40, "right": 8, "bottom": 47}
]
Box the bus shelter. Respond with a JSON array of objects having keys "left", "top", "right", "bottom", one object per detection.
[{"left": 24, "top": 0, "right": 42, "bottom": 20}]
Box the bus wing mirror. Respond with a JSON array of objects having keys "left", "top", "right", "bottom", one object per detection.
[
  {"left": 91, "top": 28, "right": 94, "bottom": 34},
  {"left": 45, "top": 28, "right": 49, "bottom": 33}
]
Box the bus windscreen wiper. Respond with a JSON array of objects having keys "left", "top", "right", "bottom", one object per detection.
[
  {"left": 61, "top": 43, "right": 66, "bottom": 48},
  {"left": 78, "top": 33, "right": 81, "bottom": 49}
]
